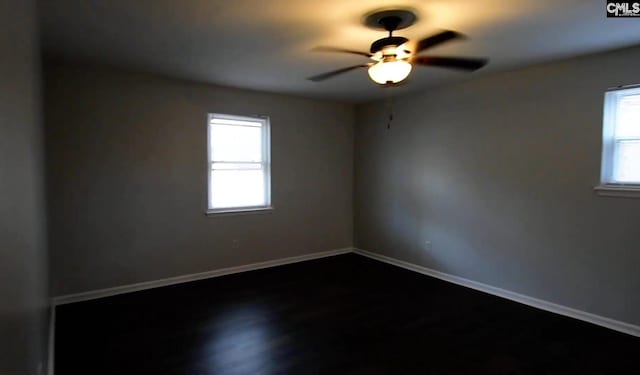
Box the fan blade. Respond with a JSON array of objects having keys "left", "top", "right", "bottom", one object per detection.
[
  {"left": 414, "top": 30, "right": 463, "bottom": 54},
  {"left": 307, "top": 64, "right": 370, "bottom": 82},
  {"left": 311, "top": 46, "right": 372, "bottom": 58},
  {"left": 411, "top": 56, "right": 488, "bottom": 71}
]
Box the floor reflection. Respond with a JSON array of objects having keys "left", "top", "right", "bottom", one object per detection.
[{"left": 194, "top": 304, "right": 278, "bottom": 374}]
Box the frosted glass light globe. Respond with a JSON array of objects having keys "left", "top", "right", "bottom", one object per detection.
[{"left": 367, "top": 59, "right": 412, "bottom": 84}]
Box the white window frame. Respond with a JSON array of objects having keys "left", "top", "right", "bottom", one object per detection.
[
  {"left": 595, "top": 85, "right": 640, "bottom": 198},
  {"left": 206, "top": 113, "right": 272, "bottom": 214}
]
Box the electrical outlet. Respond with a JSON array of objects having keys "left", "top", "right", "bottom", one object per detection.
[
  {"left": 232, "top": 239, "right": 240, "bottom": 249},
  {"left": 424, "top": 241, "right": 432, "bottom": 251}
]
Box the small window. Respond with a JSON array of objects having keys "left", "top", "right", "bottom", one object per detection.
[
  {"left": 207, "top": 113, "right": 271, "bottom": 213},
  {"left": 596, "top": 86, "right": 640, "bottom": 197}
]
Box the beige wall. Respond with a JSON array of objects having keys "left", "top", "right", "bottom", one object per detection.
[
  {"left": 45, "top": 64, "right": 354, "bottom": 296},
  {"left": 355, "top": 45, "right": 640, "bottom": 326},
  {"left": 0, "top": 0, "right": 49, "bottom": 373}
]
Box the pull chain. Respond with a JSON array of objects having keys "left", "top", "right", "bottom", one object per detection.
[{"left": 387, "top": 91, "right": 394, "bottom": 130}]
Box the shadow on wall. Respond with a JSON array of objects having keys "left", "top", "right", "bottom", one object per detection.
[
  {"left": 357, "top": 84, "right": 619, "bottom": 301},
  {"left": 375, "top": 121, "right": 602, "bottom": 296}
]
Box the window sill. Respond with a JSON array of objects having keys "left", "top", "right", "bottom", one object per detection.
[
  {"left": 594, "top": 185, "right": 640, "bottom": 198},
  {"left": 205, "top": 206, "right": 274, "bottom": 217}
]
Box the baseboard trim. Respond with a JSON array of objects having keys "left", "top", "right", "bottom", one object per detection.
[
  {"left": 354, "top": 248, "right": 640, "bottom": 338},
  {"left": 53, "top": 247, "right": 353, "bottom": 305},
  {"left": 52, "top": 246, "right": 640, "bottom": 338}
]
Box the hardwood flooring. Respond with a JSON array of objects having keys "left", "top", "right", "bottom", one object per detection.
[{"left": 55, "top": 254, "right": 640, "bottom": 374}]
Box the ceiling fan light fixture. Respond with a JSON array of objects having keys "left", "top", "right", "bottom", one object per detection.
[
  {"left": 368, "top": 59, "right": 412, "bottom": 84},
  {"left": 308, "top": 9, "right": 487, "bottom": 84}
]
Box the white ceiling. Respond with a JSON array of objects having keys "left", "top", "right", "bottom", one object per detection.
[{"left": 39, "top": 0, "right": 640, "bottom": 102}]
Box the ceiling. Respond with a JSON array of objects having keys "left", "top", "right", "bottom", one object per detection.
[{"left": 39, "top": 0, "right": 640, "bottom": 102}]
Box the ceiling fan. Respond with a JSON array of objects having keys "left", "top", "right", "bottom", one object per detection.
[{"left": 308, "top": 9, "right": 488, "bottom": 85}]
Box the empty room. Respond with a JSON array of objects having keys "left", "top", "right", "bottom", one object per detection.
[{"left": 2, "top": 0, "right": 640, "bottom": 374}]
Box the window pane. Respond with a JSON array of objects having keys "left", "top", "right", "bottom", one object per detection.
[
  {"left": 211, "top": 124, "right": 262, "bottom": 162},
  {"left": 211, "top": 118, "right": 262, "bottom": 127},
  {"left": 210, "top": 169, "right": 265, "bottom": 208},
  {"left": 614, "top": 140, "right": 640, "bottom": 183},
  {"left": 615, "top": 94, "right": 640, "bottom": 138},
  {"left": 212, "top": 162, "right": 262, "bottom": 170}
]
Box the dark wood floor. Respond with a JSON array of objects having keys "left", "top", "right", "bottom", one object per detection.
[{"left": 56, "top": 254, "right": 640, "bottom": 374}]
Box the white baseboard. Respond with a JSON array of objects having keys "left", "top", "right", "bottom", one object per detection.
[
  {"left": 52, "top": 247, "right": 353, "bottom": 305},
  {"left": 354, "top": 248, "right": 640, "bottom": 338},
  {"left": 51, "top": 246, "right": 640, "bottom": 340}
]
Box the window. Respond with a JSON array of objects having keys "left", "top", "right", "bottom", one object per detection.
[
  {"left": 596, "top": 86, "right": 640, "bottom": 197},
  {"left": 207, "top": 113, "right": 271, "bottom": 213}
]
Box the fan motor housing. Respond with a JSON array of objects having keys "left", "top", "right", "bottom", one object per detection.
[{"left": 370, "top": 36, "right": 409, "bottom": 54}]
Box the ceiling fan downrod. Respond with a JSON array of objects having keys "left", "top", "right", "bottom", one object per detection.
[
  {"left": 380, "top": 15, "right": 402, "bottom": 36},
  {"left": 369, "top": 16, "right": 409, "bottom": 55}
]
